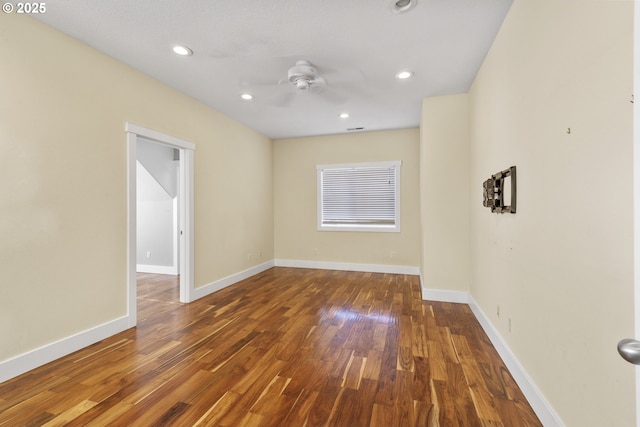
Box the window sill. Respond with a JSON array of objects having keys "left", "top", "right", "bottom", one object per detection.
[{"left": 318, "top": 224, "right": 400, "bottom": 233}]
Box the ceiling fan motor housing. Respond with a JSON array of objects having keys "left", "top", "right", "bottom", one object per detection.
[{"left": 288, "top": 60, "right": 317, "bottom": 90}]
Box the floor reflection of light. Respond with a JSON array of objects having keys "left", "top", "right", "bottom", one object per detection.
[{"left": 317, "top": 306, "right": 395, "bottom": 324}]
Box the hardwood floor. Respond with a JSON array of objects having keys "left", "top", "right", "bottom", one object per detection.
[{"left": 0, "top": 268, "right": 541, "bottom": 426}]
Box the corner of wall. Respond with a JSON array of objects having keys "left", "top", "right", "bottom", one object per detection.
[{"left": 419, "top": 94, "right": 471, "bottom": 294}]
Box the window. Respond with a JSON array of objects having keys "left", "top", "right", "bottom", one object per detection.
[{"left": 317, "top": 161, "right": 401, "bottom": 232}]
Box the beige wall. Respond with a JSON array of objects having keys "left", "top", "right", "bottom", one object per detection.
[
  {"left": 274, "top": 130, "right": 420, "bottom": 268},
  {"left": 0, "top": 16, "right": 273, "bottom": 362},
  {"left": 468, "top": 1, "right": 635, "bottom": 425},
  {"left": 420, "top": 94, "right": 471, "bottom": 292}
]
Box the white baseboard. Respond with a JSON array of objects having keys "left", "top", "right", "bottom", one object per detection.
[
  {"left": 192, "top": 260, "right": 275, "bottom": 301},
  {"left": 421, "top": 288, "right": 470, "bottom": 303},
  {"left": 467, "top": 296, "right": 565, "bottom": 427},
  {"left": 419, "top": 273, "right": 471, "bottom": 303},
  {"left": 274, "top": 259, "right": 420, "bottom": 275},
  {"left": 0, "top": 315, "right": 131, "bottom": 384},
  {"left": 136, "top": 264, "right": 178, "bottom": 275}
]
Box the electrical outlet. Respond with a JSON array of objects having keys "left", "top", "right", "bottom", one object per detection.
[
  {"left": 497, "top": 305, "right": 500, "bottom": 318},
  {"left": 390, "top": 251, "right": 396, "bottom": 258},
  {"left": 314, "top": 248, "right": 319, "bottom": 255},
  {"left": 247, "top": 253, "right": 251, "bottom": 261},
  {"left": 146, "top": 251, "right": 151, "bottom": 258}
]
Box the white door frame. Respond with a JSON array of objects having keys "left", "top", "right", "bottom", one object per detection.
[
  {"left": 126, "top": 122, "right": 195, "bottom": 327},
  {"left": 634, "top": 1, "right": 640, "bottom": 423}
]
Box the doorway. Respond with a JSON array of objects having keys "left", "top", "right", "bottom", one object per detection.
[
  {"left": 125, "top": 123, "right": 195, "bottom": 327},
  {"left": 136, "top": 139, "right": 180, "bottom": 276}
]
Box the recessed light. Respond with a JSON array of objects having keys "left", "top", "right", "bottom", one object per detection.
[
  {"left": 339, "top": 113, "right": 350, "bottom": 119},
  {"left": 396, "top": 70, "right": 413, "bottom": 80},
  {"left": 172, "top": 45, "right": 193, "bottom": 56},
  {"left": 388, "top": 0, "right": 418, "bottom": 14},
  {"left": 240, "top": 93, "right": 254, "bottom": 101}
]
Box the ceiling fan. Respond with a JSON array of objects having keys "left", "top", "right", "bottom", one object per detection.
[{"left": 244, "top": 59, "right": 347, "bottom": 106}]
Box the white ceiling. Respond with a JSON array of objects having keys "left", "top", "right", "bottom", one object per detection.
[{"left": 35, "top": 0, "right": 513, "bottom": 140}]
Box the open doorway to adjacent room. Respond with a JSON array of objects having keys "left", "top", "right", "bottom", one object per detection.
[
  {"left": 136, "top": 139, "right": 181, "bottom": 309},
  {"left": 126, "top": 123, "right": 195, "bottom": 327}
]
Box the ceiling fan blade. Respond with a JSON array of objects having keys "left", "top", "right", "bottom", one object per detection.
[
  {"left": 311, "top": 76, "right": 327, "bottom": 87},
  {"left": 272, "top": 91, "right": 296, "bottom": 108},
  {"left": 319, "top": 87, "right": 347, "bottom": 105},
  {"left": 315, "top": 64, "right": 366, "bottom": 86}
]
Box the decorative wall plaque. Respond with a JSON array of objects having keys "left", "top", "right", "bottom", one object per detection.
[{"left": 483, "top": 166, "right": 516, "bottom": 214}]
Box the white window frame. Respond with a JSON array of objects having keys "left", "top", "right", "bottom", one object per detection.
[{"left": 317, "top": 160, "right": 401, "bottom": 232}]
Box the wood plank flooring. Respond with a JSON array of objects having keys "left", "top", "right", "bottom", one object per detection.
[{"left": 0, "top": 268, "right": 541, "bottom": 426}]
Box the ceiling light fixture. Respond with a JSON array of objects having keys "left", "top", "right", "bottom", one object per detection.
[
  {"left": 240, "top": 93, "right": 254, "bottom": 101},
  {"left": 339, "top": 113, "right": 350, "bottom": 119},
  {"left": 396, "top": 70, "right": 414, "bottom": 80},
  {"left": 388, "top": 0, "right": 418, "bottom": 14},
  {"left": 172, "top": 45, "right": 193, "bottom": 56}
]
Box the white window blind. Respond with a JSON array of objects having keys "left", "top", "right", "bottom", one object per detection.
[{"left": 317, "top": 161, "right": 401, "bottom": 232}]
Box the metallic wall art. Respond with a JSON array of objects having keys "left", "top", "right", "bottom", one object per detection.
[{"left": 483, "top": 166, "right": 516, "bottom": 214}]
